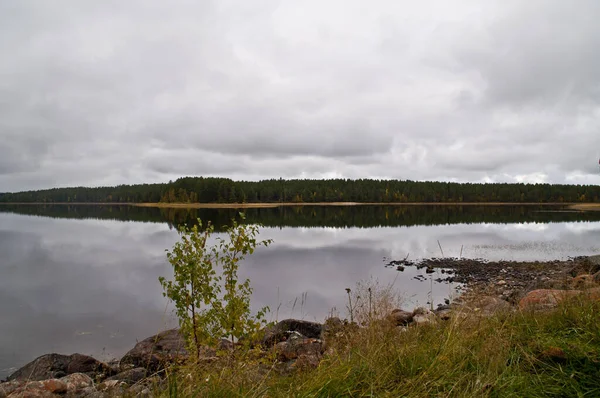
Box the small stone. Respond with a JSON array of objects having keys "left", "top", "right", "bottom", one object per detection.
[{"left": 539, "top": 346, "right": 567, "bottom": 362}]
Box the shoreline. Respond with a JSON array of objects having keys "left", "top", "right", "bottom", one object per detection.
[
  {"left": 3, "top": 254, "right": 600, "bottom": 395},
  {"left": 0, "top": 201, "right": 592, "bottom": 209},
  {"left": 569, "top": 203, "right": 600, "bottom": 211}
]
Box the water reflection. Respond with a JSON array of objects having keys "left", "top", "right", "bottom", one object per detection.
[
  {"left": 1, "top": 207, "right": 600, "bottom": 378},
  {"left": 3, "top": 204, "right": 600, "bottom": 229}
]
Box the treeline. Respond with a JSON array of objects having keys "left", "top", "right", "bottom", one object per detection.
[
  {"left": 1, "top": 177, "right": 599, "bottom": 204},
  {"left": 3, "top": 204, "right": 600, "bottom": 230},
  {"left": 0, "top": 183, "right": 165, "bottom": 203}
]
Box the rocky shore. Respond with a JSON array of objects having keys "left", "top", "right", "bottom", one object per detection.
[
  {"left": 3, "top": 255, "right": 600, "bottom": 397},
  {"left": 387, "top": 254, "right": 600, "bottom": 303}
]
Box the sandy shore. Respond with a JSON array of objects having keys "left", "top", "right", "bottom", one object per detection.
[
  {"left": 133, "top": 202, "right": 579, "bottom": 209},
  {"left": 569, "top": 204, "right": 600, "bottom": 211}
]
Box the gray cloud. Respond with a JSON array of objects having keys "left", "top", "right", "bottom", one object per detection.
[{"left": 1, "top": 0, "right": 600, "bottom": 191}]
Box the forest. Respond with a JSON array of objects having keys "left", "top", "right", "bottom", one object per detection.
[{"left": 1, "top": 177, "right": 599, "bottom": 204}]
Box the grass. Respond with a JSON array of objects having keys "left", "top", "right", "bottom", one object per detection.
[{"left": 157, "top": 294, "right": 600, "bottom": 397}]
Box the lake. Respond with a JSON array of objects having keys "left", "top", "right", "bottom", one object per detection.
[{"left": 2, "top": 204, "right": 600, "bottom": 378}]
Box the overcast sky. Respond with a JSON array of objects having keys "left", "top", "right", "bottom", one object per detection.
[{"left": 1, "top": 0, "right": 600, "bottom": 192}]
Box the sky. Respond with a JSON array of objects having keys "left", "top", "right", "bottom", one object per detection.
[{"left": 1, "top": 0, "right": 600, "bottom": 192}]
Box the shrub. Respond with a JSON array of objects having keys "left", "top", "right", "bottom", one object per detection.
[{"left": 159, "top": 214, "right": 272, "bottom": 358}]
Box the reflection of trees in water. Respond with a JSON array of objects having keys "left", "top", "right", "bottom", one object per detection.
[{"left": 2, "top": 204, "right": 600, "bottom": 229}]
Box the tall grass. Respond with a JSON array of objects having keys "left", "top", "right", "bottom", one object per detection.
[{"left": 160, "top": 294, "right": 600, "bottom": 397}]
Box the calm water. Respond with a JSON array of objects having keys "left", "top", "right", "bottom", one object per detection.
[{"left": 1, "top": 204, "right": 600, "bottom": 378}]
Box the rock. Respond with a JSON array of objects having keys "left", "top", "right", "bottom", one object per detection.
[
  {"left": 120, "top": 329, "right": 188, "bottom": 371},
  {"left": 435, "top": 308, "right": 452, "bottom": 321},
  {"left": 275, "top": 335, "right": 324, "bottom": 362},
  {"left": 74, "top": 386, "right": 99, "bottom": 397},
  {"left": 105, "top": 368, "right": 147, "bottom": 384},
  {"left": 7, "top": 354, "right": 111, "bottom": 382},
  {"left": 412, "top": 307, "right": 436, "bottom": 325},
  {"left": 292, "top": 353, "right": 322, "bottom": 370},
  {"left": 97, "top": 379, "right": 128, "bottom": 397},
  {"left": 8, "top": 390, "right": 56, "bottom": 398},
  {"left": 261, "top": 319, "right": 323, "bottom": 347},
  {"left": 0, "top": 381, "right": 22, "bottom": 397},
  {"left": 388, "top": 309, "right": 413, "bottom": 326},
  {"left": 59, "top": 373, "right": 94, "bottom": 392},
  {"left": 582, "top": 286, "right": 600, "bottom": 299},
  {"left": 97, "top": 380, "right": 121, "bottom": 391},
  {"left": 538, "top": 346, "right": 567, "bottom": 363},
  {"left": 570, "top": 274, "right": 596, "bottom": 289},
  {"left": 587, "top": 254, "right": 600, "bottom": 267},
  {"left": 4, "top": 379, "right": 67, "bottom": 398},
  {"left": 412, "top": 307, "right": 430, "bottom": 316},
  {"left": 274, "top": 335, "right": 324, "bottom": 372},
  {"left": 466, "top": 295, "right": 512, "bottom": 315},
  {"left": 321, "top": 317, "right": 344, "bottom": 339},
  {"left": 518, "top": 289, "right": 581, "bottom": 311}
]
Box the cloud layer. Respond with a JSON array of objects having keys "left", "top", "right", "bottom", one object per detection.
[{"left": 1, "top": 0, "right": 599, "bottom": 191}]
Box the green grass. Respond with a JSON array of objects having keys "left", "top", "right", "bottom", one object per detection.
[{"left": 160, "top": 296, "right": 600, "bottom": 397}]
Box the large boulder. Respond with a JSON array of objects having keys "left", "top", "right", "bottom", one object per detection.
[
  {"left": 7, "top": 353, "right": 111, "bottom": 382},
  {"left": 519, "top": 287, "right": 600, "bottom": 311},
  {"left": 120, "top": 329, "right": 188, "bottom": 371},
  {"left": 261, "top": 319, "right": 323, "bottom": 347}
]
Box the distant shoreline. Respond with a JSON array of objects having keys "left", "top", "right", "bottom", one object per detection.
[
  {"left": 0, "top": 201, "right": 593, "bottom": 209},
  {"left": 569, "top": 203, "right": 600, "bottom": 211}
]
